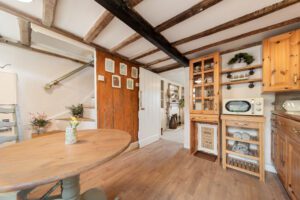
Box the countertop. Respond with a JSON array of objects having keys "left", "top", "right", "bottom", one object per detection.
[{"left": 272, "top": 111, "right": 300, "bottom": 122}]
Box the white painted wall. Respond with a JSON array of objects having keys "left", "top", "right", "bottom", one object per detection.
[{"left": 0, "top": 45, "right": 95, "bottom": 139}]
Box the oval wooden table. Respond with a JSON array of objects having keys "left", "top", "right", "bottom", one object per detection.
[{"left": 0, "top": 129, "right": 131, "bottom": 200}]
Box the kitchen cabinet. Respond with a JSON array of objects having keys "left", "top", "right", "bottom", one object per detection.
[
  {"left": 263, "top": 29, "right": 300, "bottom": 92},
  {"left": 189, "top": 52, "right": 220, "bottom": 114},
  {"left": 271, "top": 112, "right": 300, "bottom": 199}
]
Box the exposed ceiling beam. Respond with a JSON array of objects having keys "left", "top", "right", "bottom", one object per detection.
[
  {"left": 220, "top": 41, "right": 262, "bottom": 55},
  {"left": 173, "top": 0, "right": 300, "bottom": 46},
  {"left": 83, "top": 11, "right": 114, "bottom": 43},
  {"left": 84, "top": 0, "right": 143, "bottom": 43},
  {"left": 18, "top": 18, "right": 31, "bottom": 46},
  {"left": 146, "top": 56, "right": 170, "bottom": 67},
  {"left": 110, "top": 0, "right": 221, "bottom": 54},
  {"left": 95, "top": 0, "right": 189, "bottom": 67},
  {"left": 110, "top": 33, "right": 140, "bottom": 53},
  {"left": 132, "top": 0, "right": 300, "bottom": 61},
  {"left": 130, "top": 48, "right": 160, "bottom": 60},
  {"left": 0, "top": 36, "right": 88, "bottom": 64},
  {"left": 183, "top": 17, "right": 300, "bottom": 56},
  {"left": 42, "top": 0, "right": 58, "bottom": 27},
  {"left": 152, "top": 63, "right": 181, "bottom": 73},
  {"left": 148, "top": 17, "right": 300, "bottom": 66},
  {"left": 0, "top": 2, "right": 142, "bottom": 66},
  {"left": 155, "top": 0, "right": 222, "bottom": 32}
]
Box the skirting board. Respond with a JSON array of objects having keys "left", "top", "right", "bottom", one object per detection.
[
  {"left": 123, "top": 141, "right": 139, "bottom": 154},
  {"left": 139, "top": 135, "right": 160, "bottom": 148}
]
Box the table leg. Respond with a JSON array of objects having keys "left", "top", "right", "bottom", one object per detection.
[
  {"left": 0, "top": 192, "right": 18, "bottom": 200},
  {"left": 61, "top": 175, "right": 80, "bottom": 200}
]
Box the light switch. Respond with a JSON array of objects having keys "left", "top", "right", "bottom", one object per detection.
[{"left": 98, "top": 75, "right": 105, "bottom": 81}]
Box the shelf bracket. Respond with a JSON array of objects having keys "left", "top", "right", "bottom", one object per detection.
[
  {"left": 226, "top": 85, "right": 231, "bottom": 90},
  {"left": 248, "top": 82, "right": 255, "bottom": 88},
  {"left": 226, "top": 72, "right": 232, "bottom": 79},
  {"left": 249, "top": 69, "right": 255, "bottom": 75}
]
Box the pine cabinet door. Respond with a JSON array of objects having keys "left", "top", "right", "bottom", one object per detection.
[
  {"left": 263, "top": 30, "right": 300, "bottom": 92},
  {"left": 276, "top": 132, "right": 287, "bottom": 187},
  {"left": 288, "top": 140, "right": 300, "bottom": 200}
]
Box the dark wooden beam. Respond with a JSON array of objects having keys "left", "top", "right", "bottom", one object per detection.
[
  {"left": 152, "top": 63, "right": 181, "bottom": 73},
  {"left": 0, "top": 37, "right": 88, "bottom": 64},
  {"left": 155, "top": 0, "right": 222, "bottom": 32},
  {"left": 172, "top": 0, "right": 300, "bottom": 46},
  {"left": 18, "top": 18, "right": 31, "bottom": 46},
  {"left": 111, "top": 0, "right": 221, "bottom": 55},
  {"left": 183, "top": 17, "right": 300, "bottom": 56},
  {"left": 0, "top": 1, "right": 143, "bottom": 66},
  {"left": 95, "top": 0, "right": 189, "bottom": 67},
  {"left": 84, "top": 0, "right": 143, "bottom": 43},
  {"left": 42, "top": 0, "right": 58, "bottom": 27}
]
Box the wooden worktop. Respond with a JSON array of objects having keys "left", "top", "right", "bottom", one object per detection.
[
  {"left": 272, "top": 111, "right": 300, "bottom": 122},
  {"left": 0, "top": 129, "right": 131, "bottom": 193}
]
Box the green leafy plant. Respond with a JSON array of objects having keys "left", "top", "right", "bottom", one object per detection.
[
  {"left": 179, "top": 98, "right": 185, "bottom": 108},
  {"left": 228, "top": 53, "right": 254, "bottom": 65},
  {"left": 67, "top": 104, "right": 84, "bottom": 118}
]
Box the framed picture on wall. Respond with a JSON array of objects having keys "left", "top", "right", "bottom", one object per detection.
[
  {"left": 120, "top": 63, "right": 127, "bottom": 76},
  {"left": 131, "top": 67, "right": 138, "bottom": 79},
  {"left": 112, "top": 75, "right": 121, "bottom": 88},
  {"left": 105, "top": 58, "right": 115, "bottom": 73},
  {"left": 126, "top": 78, "right": 134, "bottom": 90}
]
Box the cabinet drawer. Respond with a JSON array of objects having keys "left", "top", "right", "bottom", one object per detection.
[{"left": 226, "top": 120, "right": 259, "bottom": 129}]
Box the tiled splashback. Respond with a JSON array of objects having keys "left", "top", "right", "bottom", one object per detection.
[{"left": 274, "top": 92, "right": 300, "bottom": 111}]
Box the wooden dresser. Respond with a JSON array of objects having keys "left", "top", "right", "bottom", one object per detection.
[{"left": 272, "top": 112, "right": 300, "bottom": 200}]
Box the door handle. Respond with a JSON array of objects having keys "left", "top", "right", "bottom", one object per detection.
[{"left": 139, "top": 91, "right": 145, "bottom": 111}]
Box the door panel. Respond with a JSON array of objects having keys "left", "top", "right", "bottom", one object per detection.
[
  {"left": 288, "top": 140, "right": 300, "bottom": 199},
  {"left": 138, "top": 68, "right": 161, "bottom": 147}
]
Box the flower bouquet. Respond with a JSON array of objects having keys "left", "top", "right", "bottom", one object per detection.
[{"left": 30, "top": 112, "right": 50, "bottom": 134}]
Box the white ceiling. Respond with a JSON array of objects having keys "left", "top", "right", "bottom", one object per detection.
[{"left": 0, "top": 0, "right": 299, "bottom": 71}]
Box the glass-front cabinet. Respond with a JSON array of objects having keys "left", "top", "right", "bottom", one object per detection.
[{"left": 189, "top": 52, "right": 220, "bottom": 114}]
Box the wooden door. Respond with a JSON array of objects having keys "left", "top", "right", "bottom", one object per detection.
[
  {"left": 263, "top": 30, "right": 300, "bottom": 92},
  {"left": 276, "top": 132, "right": 287, "bottom": 187},
  {"left": 288, "top": 139, "right": 300, "bottom": 199}
]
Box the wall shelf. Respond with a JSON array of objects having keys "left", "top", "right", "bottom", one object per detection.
[
  {"left": 221, "top": 64, "right": 262, "bottom": 74},
  {"left": 221, "top": 78, "right": 262, "bottom": 86}
]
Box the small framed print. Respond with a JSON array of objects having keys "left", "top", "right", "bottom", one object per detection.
[
  {"left": 120, "top": 63, "right": 127, "bottom": 76},
  {"left": 126, "top": 78, "right": 134, "bottom": 90},
  {"left": 112, "top": 75, "right": 121, "bottom": 88},
  {"left": 105, "top": 58, "right": 115, "bottom": 73},
  {"left": 131, "top": 67, "right": 138, "bottom": 79}
]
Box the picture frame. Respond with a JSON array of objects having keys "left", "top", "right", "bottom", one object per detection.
[
  {"left": 131, "top": 67, "right": 138, "bottom": 79},
  {"left": 120, "top": 63, "right": 127, "bottom": 76},
  {"left": 112, "top": 75, "right": 121, "bottom": 88},
  {"left": 126, "top": 78, "right": 134, "bottom": 90},
  {"left": 105, "top": 58, "right": 115, "bottom": 73}
]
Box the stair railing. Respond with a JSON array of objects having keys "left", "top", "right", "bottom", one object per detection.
[{"left": 44, "top": 61, "right": 94, "bottom": 90}]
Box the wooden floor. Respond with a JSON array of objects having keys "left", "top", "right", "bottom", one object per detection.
[{"left": 31, "top": 139, "right": 289, "bottom": 200}]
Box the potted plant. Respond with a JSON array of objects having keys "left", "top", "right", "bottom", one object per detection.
[
  {"left": 228, "top": 52, "right": 255, "bottom": 68},
  {"left": 67, "top": 104, "right": 84, "bottom": 118},
  {"left": 30, "top": 112, "right": 50, "bottom": 134}
]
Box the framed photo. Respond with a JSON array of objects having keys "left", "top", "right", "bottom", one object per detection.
[
  {"left": 105, "top": 58, "right": 115, "bottom": 73},
  {"left": 131, "top": 67, "right": 138, "bottom": 79},
  {"left": 126, "top": 78, "right": 134, "bottom": 90},
  {"left": 112, "top": 75, "right": 121, "bottom": 88},
  {"left": 120, "top": 63, "right": 127, "bottom": 76}
]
